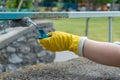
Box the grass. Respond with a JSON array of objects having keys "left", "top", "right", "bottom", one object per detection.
[{"left": 46, "top": 17, "right": 120, "bottom": 42}]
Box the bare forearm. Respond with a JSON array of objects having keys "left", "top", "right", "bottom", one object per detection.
[{"left": 83, "top": 39, "right": 120, "bottom": 67}]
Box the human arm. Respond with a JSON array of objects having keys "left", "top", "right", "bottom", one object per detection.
[
  {"left": 83, "top": 39, "right": 120, "bottom": 67},
  {"left": 38, "top": 31, "right": 120, "bottom": 67}
]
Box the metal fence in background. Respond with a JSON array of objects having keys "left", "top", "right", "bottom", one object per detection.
[{"left": 0, "top": 11, "right": 120, "bottom": 42}]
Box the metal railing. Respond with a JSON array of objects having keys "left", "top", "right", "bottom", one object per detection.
[{"left": 0, "top": 11, "right": 120, "bottom": 42}]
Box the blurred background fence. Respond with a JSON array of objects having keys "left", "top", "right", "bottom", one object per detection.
[
  {"left": 0, "top": 0, "right": 120, "bottom": 12},
  {"left": 0, "top": 0, "right": 120, "bottom": 42}
]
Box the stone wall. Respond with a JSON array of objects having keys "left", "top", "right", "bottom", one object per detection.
[
  {"left": 0, "top": 20, "right": 120, "bottom": 80},
  {"left": 0, "top": 20, "right": 55, "bottom": 73}
]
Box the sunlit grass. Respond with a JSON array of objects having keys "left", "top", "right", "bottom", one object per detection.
[{"left": 46, "top": 17, "right": 120, "bottom": 42}]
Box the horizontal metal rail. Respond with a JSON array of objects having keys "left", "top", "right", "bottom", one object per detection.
[{"left": 0, "top": 11, "right": 120, "bottom": 19}]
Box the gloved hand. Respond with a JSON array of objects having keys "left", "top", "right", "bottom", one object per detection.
[{"left": 37, "top": 31, "right": 87, "bottom": 56}]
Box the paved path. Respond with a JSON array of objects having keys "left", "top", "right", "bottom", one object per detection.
[{"left": 54, "top": 51, "right": 79, "bottom": 62}]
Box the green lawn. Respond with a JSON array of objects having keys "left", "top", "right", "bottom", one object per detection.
[{"left": 47, "top": 17, "right": 120, "bottom": 42}]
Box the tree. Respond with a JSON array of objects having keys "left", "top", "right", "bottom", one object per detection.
[
  {"left": 115, "top": 0, "right": 120, "bottom": 3},
  {"left": 6, "top": 0, "right": 32, "bottom": 9},
  {"left": 97, "top": 0, "right": 113, "bottom": 5}
]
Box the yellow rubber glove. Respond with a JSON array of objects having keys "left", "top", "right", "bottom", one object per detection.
[{"left": 37, "top": 31, "right": 80, "bottom": 54}]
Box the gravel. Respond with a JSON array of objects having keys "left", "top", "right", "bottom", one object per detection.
[{"left": 0, "top": 58, "right": 120, "bottom": 80}]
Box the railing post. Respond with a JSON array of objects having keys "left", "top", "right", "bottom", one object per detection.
[
  {"left": 108, "top": 17, "right": 112, "bottom": 42},
  {"left": 85, "top": 17, "right": 90, "bottom": 36}
]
